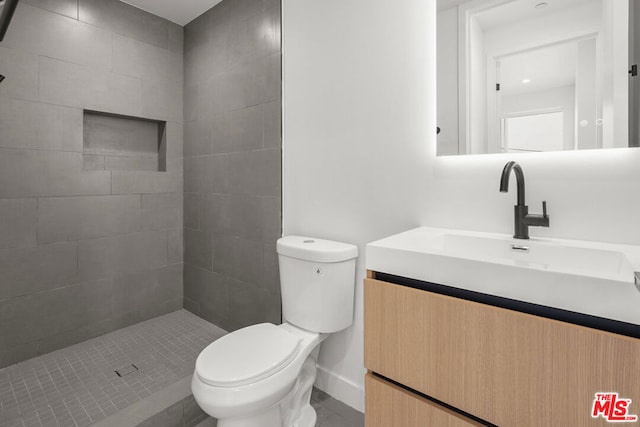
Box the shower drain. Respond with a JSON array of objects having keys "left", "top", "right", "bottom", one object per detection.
[{"left": 115, "top": 364, "right": 139, "bottom": 377}]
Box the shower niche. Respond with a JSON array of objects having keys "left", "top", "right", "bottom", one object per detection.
[{"left": 82, "top": 110, "right": 167, "bottom": 172}]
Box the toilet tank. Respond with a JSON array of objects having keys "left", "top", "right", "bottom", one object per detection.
[{"left": 277, "top": 236, "right": 358, "bottom": 333}]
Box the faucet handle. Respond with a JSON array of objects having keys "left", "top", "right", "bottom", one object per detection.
[{"left": 542, "top": 201, "right": 548, "bottom": 218}]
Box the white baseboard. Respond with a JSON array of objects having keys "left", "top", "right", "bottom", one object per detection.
[{"left": 314, "top": 365, "right": 365, "bottom": 413}]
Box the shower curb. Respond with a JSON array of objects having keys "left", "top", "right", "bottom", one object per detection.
[{"left": 92, "top": 375, "right": 208, "bottom": 427}]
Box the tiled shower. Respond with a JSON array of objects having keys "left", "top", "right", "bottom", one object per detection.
[
  {"left": 0, "top": 0, "right": 185, "bottom": 370},
  {"left": 0, "top": 0, "right": 284, "bottom": 425}
]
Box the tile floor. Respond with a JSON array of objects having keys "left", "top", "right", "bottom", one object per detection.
[
  {"left": 0, "top": 310, "right": 225, "bottom": 427},
  {"left": 0, "top": 310, "right": 363, "bottom": 427},
  {"left": 312, "top": 388, "right": 364, "bottom": 427}
]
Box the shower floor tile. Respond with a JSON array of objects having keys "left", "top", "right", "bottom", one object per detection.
[{"left": 0, "top": 310, "right": 225, "bottom": 427}]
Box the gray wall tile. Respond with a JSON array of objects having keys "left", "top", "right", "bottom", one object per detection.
[
  {"left": 0, "top": 149, "right": 111, "bottom": 198},
  {"left": 38, "top": 195, "right": 142, "bottom": 244},
  {"left": 0, "top": 199, "right": 37, "bottom": 250},
  {"left": 228, "top": 278, "right": 280, "bottom": 329},
  {"left": 140, "top": 208, "right": 176, "bottom": 231},
  {"left": 184, "top": 11, "right": 214, "bottom": 54},
  {"left": 79, "top": 0, "right": 170, "bottom": 49},
  {"left": 165, "top": 122, "right": 184, "bottom": 159},
  {"left": 20, "top": 0, "right": 78, "bottom": 19},
  {"left": 211, "top": 68, "right": 247, "bottom": 113},
  {"left": 183, "top": 264, "right": 228, "bottom": 320},
  {"left": 39, "top": 56, "right": 143, "bottom": 116},
  {"left": 0, "top": 341, "right": 38, "bottom": 368},
  {"left": 220, "top": 0, "right": 264, "bottom": 28},
  {"left": 78, "top": 230, "right": 168, "bottom": 280},
  {"left": 184, "top": 155, "right": 229, "bottom": 194},
  {"left": 141, "top": 195, "right": 181, "bottom": 231},
  {"left": 0, "top": 243, "right": 78, "bottom": 299},
  {"left": 184, "top": 194, "right": 200, "bottom": 230},
  {"left": 184, "top": 0, "right": 282, "bottom": 331},
  {"left": 25, "top": 279, "right": 113, "bottom": 342},
  {"left": 227, "top": 149, "right": 281, "bottom": 197},
  {"left": 113, "top": 34, "right": 170, "bottom": 82},
  {"left": 167, "top": 227, "right": 183, "bottom": 264},
  {"left": 226, "top": 8, "right": 277, "bottom": 67},
  {"left": 112, "top": 264, "right": 182, "bottom": 321},
  {"left": 104, "top": 156, "right": 159, "bottom": 172},
  {"left": 0, "top": 47, "right": 39, "bottom": 101},
  {"left": 244, "top": 52, "right": 281, "bottom": 107},
  {"left": 111, "top": 171, "right": 182, "bottom": 194},
  {"left": 211, "top": 234, "right": 263, "bottom": 285},
  {"left": 0, "top": 98, "right": 83, "bottom": 152},
  {"left": 262, "top": 243, "right": 280, "bottom": 294},
  {"left": 83, "top": 154, "right": 105, "bottom": 170},
  {"left": 142, "top": 77, "right": 184, "bottom": 123},
  {"left": 0, "top": 279, "right": 111, "bottom": 357},
  {"left": 0, "top": 0, "right": 183, "bottom": 369},
  {"left": 184, "top": 120, "right": 212, "bottom": 157},
  {"left": 184, "top": 84, "right": 201, "bottom": 123},
  {"left": 211, "top": 105, "right": 263, "bottom": 154},
  {"left": 4, "top": 3, "right": 112, "bottom": 69},
  {"left": 263, "top": 100, "right": 282, "bottom": 149},
  {"left": 199, "top": 194, "right": 280, "bottom": 242},
  {"left": 185, "top": 38, "right": 227, "bottom": 84},
  {"left": 184, "top": 228, "right": 212, "bottom": 271},
  {"left": 168, "top": 23, "right": 184, "bottom": 54},
  {"left": 141, "top": 193, "right": 182, "bottom": 210}
]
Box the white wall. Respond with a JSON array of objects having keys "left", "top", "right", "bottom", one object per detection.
[
  {"left": 282, "top": 0, "right": 433, "bottom": 411},
  {"left": 283, "top": 0, "right": 640, "bottom": 414}
]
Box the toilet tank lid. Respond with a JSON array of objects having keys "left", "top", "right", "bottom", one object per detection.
[{"left": 277, "top": 236, "right": 358, "bottom": 263}]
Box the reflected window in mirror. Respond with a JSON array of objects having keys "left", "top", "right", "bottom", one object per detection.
[{"left": 436, "top": 0, "right": 639, "bottom": 156}]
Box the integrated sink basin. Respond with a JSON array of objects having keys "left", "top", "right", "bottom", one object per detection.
[{"left": 367, "top": 227, "right": 640, "bottom": 327}]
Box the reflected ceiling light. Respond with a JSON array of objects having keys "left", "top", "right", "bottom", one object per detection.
[
  {"left": 522, "top": 78, "right": 532, "bottom": 84},
  {"left": 535, "top": 2, "right": 548, "bottom": 9}
]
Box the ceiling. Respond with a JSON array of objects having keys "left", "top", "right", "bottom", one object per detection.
[
  {"left": 499, "top": 41, "right": 578, "bottom": 96},
  {"left": 474, "top": 0, "right": 598, "bottom": 31},
  {"left": 121, "top": 0, "right": 223, "bottom": 26}
]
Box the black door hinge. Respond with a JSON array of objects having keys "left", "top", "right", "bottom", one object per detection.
[
  {"left": 496, "top": 83, "right": 501, "bottom": 91},
  {"left": 630, "top": 64, "right": 638, "bottom": 77}
]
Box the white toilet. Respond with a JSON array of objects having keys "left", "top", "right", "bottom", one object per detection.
[{"left": 191, "top": 235, "right": 358, "bottom": 427}]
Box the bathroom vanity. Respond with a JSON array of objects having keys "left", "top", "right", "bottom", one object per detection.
[{"left": 364, "top": 228, "right": 640, "bottom": 426}]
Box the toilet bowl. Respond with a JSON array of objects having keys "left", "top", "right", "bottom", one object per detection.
[
  {"left": 192, "top": 323, "right": 324, "bottom": 426},
  {"left": 191, "top": 236, "right": 358, "bottom": 427}
]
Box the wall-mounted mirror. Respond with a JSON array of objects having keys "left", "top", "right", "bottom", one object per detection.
[{"left": 437, "top": 0, "right": 640, "bottom": 156}]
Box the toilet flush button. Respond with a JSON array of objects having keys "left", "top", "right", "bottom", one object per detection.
[{"left": 313, "top": 266, "right": 323, "bottom": 276}]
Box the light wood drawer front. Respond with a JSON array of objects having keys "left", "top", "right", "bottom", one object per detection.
[
  {"left": 365, "top": 373, "right": 482, "bottom": 427},
  {"left": 364, "top": 278, "right": 640, "bottom": 426}
]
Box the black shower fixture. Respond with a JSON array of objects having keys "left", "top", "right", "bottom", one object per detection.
[
  {"left": 0, "top": 0, "right": 19, "bottom": 42},
  {"left": 0, "top": 74, "right": 5, "bottom": 83}
]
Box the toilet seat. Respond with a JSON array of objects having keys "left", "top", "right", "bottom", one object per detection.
[{"left": 195, "top": 323, "right": 301, "bottom": 388}]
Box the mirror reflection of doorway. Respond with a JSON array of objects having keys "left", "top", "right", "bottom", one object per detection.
[
  {"left": 502, "top": 110, "right": 564, "bottom": 152},
  {"left": 493, "top": 37, "right": 598, "bottom": 152}
]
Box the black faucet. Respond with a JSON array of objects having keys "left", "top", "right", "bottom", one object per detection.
[{"left": 499, "top": 161, "right": 549, "bottom": 239}]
